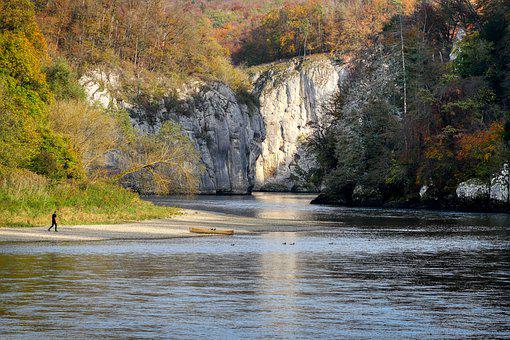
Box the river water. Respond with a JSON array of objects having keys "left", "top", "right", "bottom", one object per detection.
[{"left": 1, "top": 193, "right": 509, "bottom": 338}]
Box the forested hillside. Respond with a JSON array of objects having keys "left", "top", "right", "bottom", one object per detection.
[
  {"left": 190, "top": 0, "right": 416, "bottom": 65},
  {"left": 307, "top": 0, "right": 510, "bottom": 209}
]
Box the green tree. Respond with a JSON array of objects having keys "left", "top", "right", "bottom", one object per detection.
[
  {"left": 0, "top": 0, "right": 80, "bottom": 179},
  {"left": 0, "top": 0, "right": 50, "bottom": 168},
  {"left": 44, "top": 57, "right": 85, "bottom": 100}
]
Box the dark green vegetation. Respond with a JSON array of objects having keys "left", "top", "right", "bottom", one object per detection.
[
  {"left": 308, "top": 0, "right": 510, "bottom": 210},
  {"left": 0, "top": 0, "right": 196, "bottom": 227}
]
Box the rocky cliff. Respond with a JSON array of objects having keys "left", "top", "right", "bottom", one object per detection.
[
  {"left": 251, "top": 56, "right": 347, "bottom": 191},
  {"left": 81, "top": 56, "right": 345, "bottom": 194},
  {"left": 455, "top": 164, "right": 510, "bottom": 204},
  {"left": 128, "top": 82, "right": 265, "bottom": 194}
]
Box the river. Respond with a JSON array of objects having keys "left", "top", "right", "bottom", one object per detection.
[{"left": 1, "top": 193, "right": 509, "bottom": 338}]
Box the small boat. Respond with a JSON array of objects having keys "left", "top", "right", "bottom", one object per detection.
[{"left": 189, "top": 227, "right": 234, "bottom": 235}]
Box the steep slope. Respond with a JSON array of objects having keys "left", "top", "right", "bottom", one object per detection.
[
  {"left": 81, "top": 56, "right": 345, "bottom": 194},
  {"left": 252, "top": 56, "right": 347, "bottom": 191},
  {"left": 128, "top": 83, "right": 265, "bottom": 194}
]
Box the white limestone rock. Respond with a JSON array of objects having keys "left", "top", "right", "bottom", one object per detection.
[
  {"left": 79, "top": 71, "right": 118, "bottom": 108},
  {"left": 129, "top": 82, "right": 265, "bottom": 194},
  {"left": 456, "top": 179, "right": 489, "bottom": 200},
  {"left": 252, "top": 56, "right": 347, "bottom": 191},
  {"left": 449, "top": 29, "right": 467, "bottom": 61},
  {"left": 456, "top": 165, "right": 510, "bottom": 203},
  {"left": 490, "top": 164, "right": 509, "bottom": 202},
  {"left": 419, "top": 185, "right": 429, "bottom": 198},
  {"left": 80, "top": 56, "right": 350, "bottom": 194}
]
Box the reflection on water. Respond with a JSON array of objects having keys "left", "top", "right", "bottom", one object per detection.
[{"left": 1, "top": 193, "right": 509, "bottom": 338}]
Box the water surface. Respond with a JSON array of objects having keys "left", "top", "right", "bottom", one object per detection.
[{"left": 1, "top": 193, "right": 509, "bottom": 338}]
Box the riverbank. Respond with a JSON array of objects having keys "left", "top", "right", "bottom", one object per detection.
[
  {"left": 0, "top": 207, "right": 337, "bottom": 243},
  {"left": 0, "top": 169, "right": 179, "bottom": 228},
  {"left": 0, "top": 210, "right": 218, "bottom": 242},
  {"left": 310, "top": 193, "right": 510, "bottom": 214}
]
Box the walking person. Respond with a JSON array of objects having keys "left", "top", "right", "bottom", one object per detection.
[{"left": 48, "top": 211, "right": 58, "bottom": 232}]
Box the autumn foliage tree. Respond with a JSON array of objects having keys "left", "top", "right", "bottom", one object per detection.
[
  {"left": 233, "top": 0, "right": 332, "bottom": 65},
  {"left": 116, "top": 121, "right": 201, "bottom": 194},
  {"left": 0, "top": 0, "right": 82, "bottom": 179},
  {"left": 34, "top": 0, "right": 247, "bottom": 93}
]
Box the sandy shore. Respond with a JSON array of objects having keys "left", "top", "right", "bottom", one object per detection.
[{"left": 0, "top": 209, "right": 338, "bottom": 243}]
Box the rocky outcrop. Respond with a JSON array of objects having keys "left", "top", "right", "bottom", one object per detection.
[
  {"left": 456, "top": 179, "right": 490, "bottom": 200},
  {"left": 456, "top": 164, "right": 510, "bottom": 203},
  {"left": 81, "top": 56, "right": 346, "bottom": 194},
  {"left": 251, "top": 56, "right": 347, "bottom": 191},
  {"left": 80, "top": 71, "right": 118, "bottom": 108},
  {"left": 129, "top": 82, "right": 265, "bottom": 194},
  {"left": 81, "top": 71, "right": 265, "bottom": 194},
  {"left": 490, "top": 164, "right": 510, "bottom": 202}
]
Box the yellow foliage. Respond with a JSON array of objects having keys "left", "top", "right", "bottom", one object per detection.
[{"left": 48, "top": 100, "right": 123, "bottom": 174}]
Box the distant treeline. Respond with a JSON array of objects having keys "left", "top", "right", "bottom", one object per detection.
[{"left": 32, "top": 0, "right": 418, "bottom": 68}]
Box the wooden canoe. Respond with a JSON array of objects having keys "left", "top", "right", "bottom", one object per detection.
[{"left": 189, "top": 227, "right": 234, "bottom": 235}]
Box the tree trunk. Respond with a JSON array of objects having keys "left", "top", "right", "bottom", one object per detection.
[
  {"left": 399, "top": 7, "right": 407, "bottom": 117},
  {"left": 304, "top": 33, "right": 307, "bottom": 58}
]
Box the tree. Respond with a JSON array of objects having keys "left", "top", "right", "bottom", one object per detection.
[
  {"left": 44, "top": 57, "right": 85, "bottom": 100},
  {"left": 395, "top": 0, "right": 408, "bottom": 116},
  {"left": 116, "top": 121, "right": 201, "bottom": 194},
  {"left": 48, "top": 100, "right": 123, "bottom": 174},
  {"left": 34, "top": 0, "right": 243, "bottom": 93},
  {"left": 0, "top": 0, "right": 49, "bottom": 169},
  {"left": 0, "top": 0, "right": 82, "bottom": 179},
  {"left": 234, "top": 0, "right": 331, "bottom": 65}
]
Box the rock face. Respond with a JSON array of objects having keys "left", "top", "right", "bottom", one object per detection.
[
  {"left": 252, "top": 56, "right": 347, "bottom": 191},
  {"left": 81, "top": 56, "right": 345, "bottom": 194},
  {"left": 80, "top": 71, "right": 118, "bottom": 108},
  {"left": 456, "top": 165, "right": 510, "bottom": 203},
  {"left": 456, "top": 179, "right": 490, "bottom": 200},
  {"left": 490, "top": 164, "right": 510, "bottom": 202},
  {"left": 129, "top": 82, "right": 265, "bottom": 194}
]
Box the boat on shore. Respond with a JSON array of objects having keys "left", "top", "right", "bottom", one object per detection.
[{"left": 189, "top": 227, "right": 234, "bottom": 235}]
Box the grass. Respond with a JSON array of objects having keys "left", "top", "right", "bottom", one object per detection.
[{"left": 0, "top": 168, "right": 179, "bottom": 228}]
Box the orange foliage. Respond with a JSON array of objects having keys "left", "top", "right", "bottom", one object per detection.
[
  {"left": 457, "top": 122, "right": 505, "bottom": 162},
  {"left": 204, "top": 0, "right": 419, "bottom": 63},
  {"left": 424, "top": 125, "right": 457, "bottom": 161}
]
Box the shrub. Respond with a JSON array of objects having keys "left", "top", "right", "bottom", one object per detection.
[
  {"left": 28, "top": 128, "right": 83, "bottom": 180},
  {"left": 44, "top": 57, "right": 85, "bottom": 100}
]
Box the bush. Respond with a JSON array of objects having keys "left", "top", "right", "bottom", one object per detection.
[
  {"left": 48, "top": 99, "right": 123, "bottom": 173},
  {"left": 28, "top": 128, "right": 83, "bottom": 180},
  {"left": 44, "top": 58, "right": 85, "bottom": 100}
]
